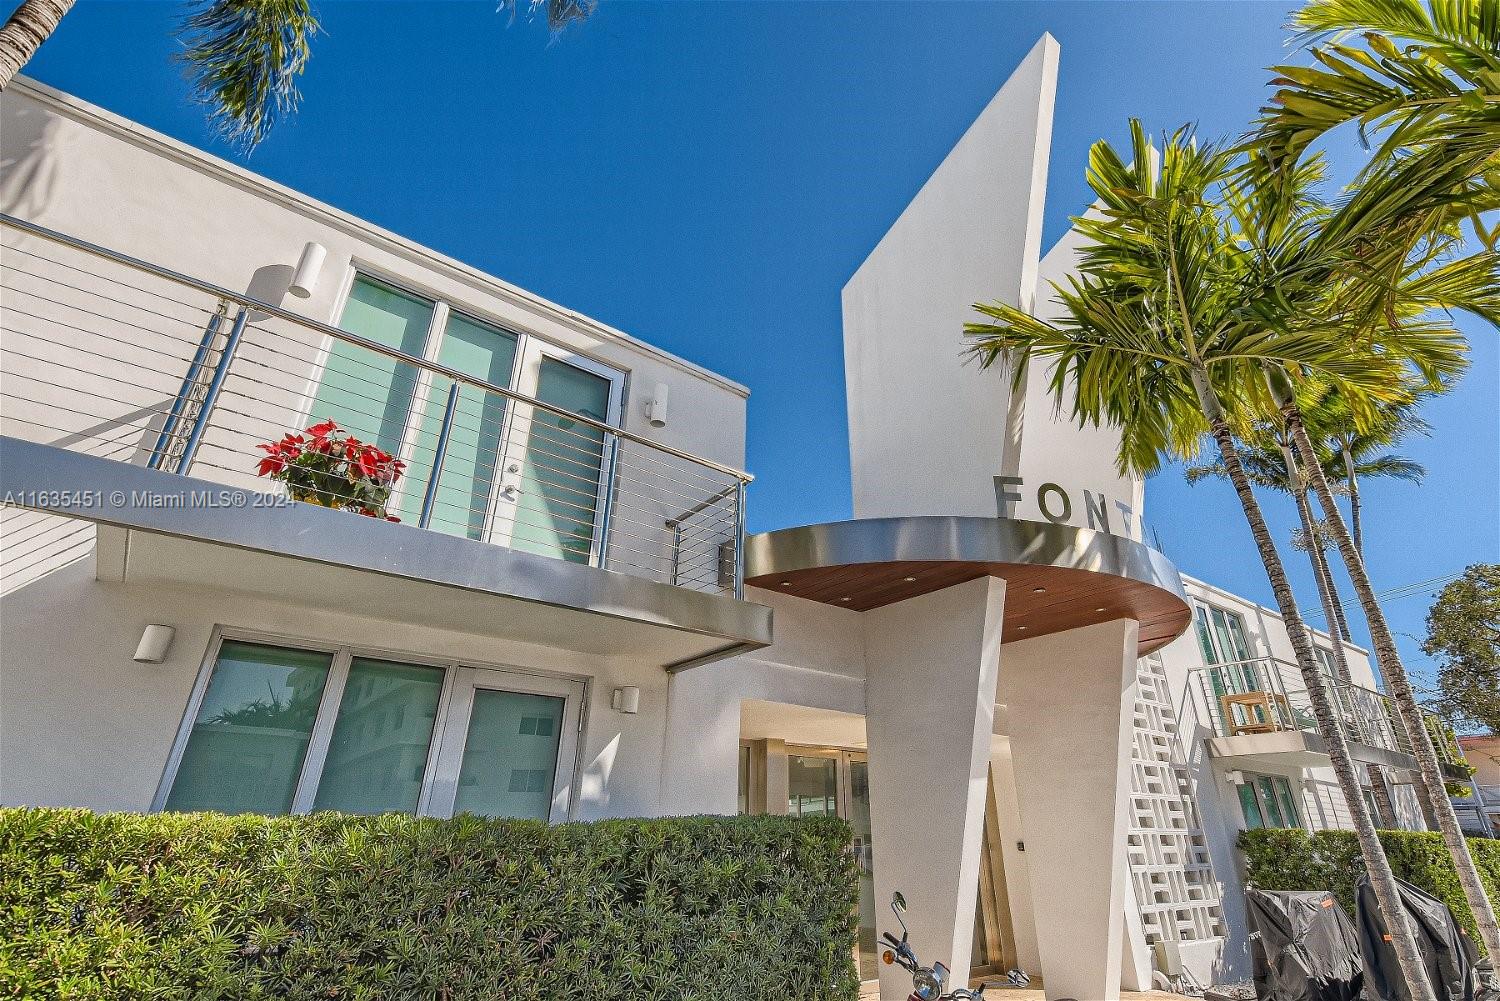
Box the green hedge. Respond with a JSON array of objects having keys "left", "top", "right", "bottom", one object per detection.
[
  {"left": 0, "top": 808, "right": 860, "bottom": 1000},
  {"left": 1240, "top": 828, "right": 1500, "bottom": 954}
]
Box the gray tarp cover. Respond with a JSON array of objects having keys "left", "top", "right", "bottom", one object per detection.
[
  {"left": 1355, "top": 875, "right": 1480, "bottom": 1001},
  {"left": 1247, "top": 888, "right": 1364, "bottom": 1001}
]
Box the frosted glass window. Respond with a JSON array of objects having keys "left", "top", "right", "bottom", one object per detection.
[
  {"left": 165, "top": 641, "right": 332, "bottom": 814},
  {"left": 312, "top": 276, "right": 432, "bottom": 453},
  {"left": 312, "top": 658, "right": 444, "bottom": 815},
  {"left": 511, "top": 359, "right": 611, "bottom": 564},
  {"left": 453, "top": 690, "right": 565, "bottom": 820}
]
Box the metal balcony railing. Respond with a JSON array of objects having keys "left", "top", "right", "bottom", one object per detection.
[
  {"left": 0, "top": 215, "right": 750, "bottom": 597},
  {"left": 1188, "top": 656, "right": 1452, "bottom": 764}
]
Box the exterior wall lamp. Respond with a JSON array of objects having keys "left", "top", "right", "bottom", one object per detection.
[
  {"left": 289, "top": 241, "right": 327, "bottom": 299},
  {"left": 644, "top": 382, "right": 669, "bottom": 428},
  {"left": 611, "top": 686, "right": 641, "bottom": 714},
  {"left": 132, "top": 624, "right": 176, "bottom": 664}
]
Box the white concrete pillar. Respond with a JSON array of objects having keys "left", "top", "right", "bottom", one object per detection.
[
  {"left": 863, "top": 576, "right": 1007, "bottom": 1000},
  {"left": 1002, "top": 618, "right": 1140, "bottom": 1001},
  {"left": 657, "top": 661, "right": 742, "bottom": 816}
]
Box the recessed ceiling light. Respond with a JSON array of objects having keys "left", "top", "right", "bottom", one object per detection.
[
  {"left": 840, "top": 596, "right": 852, "bottom": 602},
  {"left": 780, "top": 581, "right": 792, "bottom": 587},
  {"left": 1017, "top": 625, "right": 1028, "bottom": 630},
  {"left": 1032, "top": 586, "right": 1046, "bottom": 594},
  {"left": 1095, "top": 607, "right": 1107, "bottom": 613},
  {"left": 903, "top": 576, "right": 917, "bottom": 583}
]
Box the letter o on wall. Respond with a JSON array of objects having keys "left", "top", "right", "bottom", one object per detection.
[{"left": 1037, "top": 482, "right": 1073, "bottom": 523}]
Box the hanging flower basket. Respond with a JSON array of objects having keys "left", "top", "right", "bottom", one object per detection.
[{"left": 255, "top": 420, "right": 406, "bottom": 521}]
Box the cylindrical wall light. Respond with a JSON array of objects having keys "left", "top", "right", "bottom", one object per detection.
[
  {"left": 611, "top": 686, "right": 641, "bottom": 714},
  {"left": 289, "top": 241, "right": 327, "bottom": 299},
  {"left": 133, "top": 624, "right": 176, "bottom": 664},
  {"left": 644, "top": 382, "right": 669, "bottom": 428}
]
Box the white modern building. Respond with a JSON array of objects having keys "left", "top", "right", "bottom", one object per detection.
[{"left": 0, "top": 37, "right": 1467, "bottom": 1001}]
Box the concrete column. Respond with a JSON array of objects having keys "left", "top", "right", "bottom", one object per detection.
[
  {"left": 657, "top": 662, "right": 742, "bottom": 816},
  {"left": 1003, "top": 619, "right": 1140, "bottom": 1001},
  {"left": 863, "top": 576, "right": 1007, "bottom": 1001}
]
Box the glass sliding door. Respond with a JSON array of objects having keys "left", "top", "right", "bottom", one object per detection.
[
  {"left": 787, "top": 753, "right": 839, "bottom": 817},
  {"left": 847, "top": 756, "right": 877, "bottom": 982}
]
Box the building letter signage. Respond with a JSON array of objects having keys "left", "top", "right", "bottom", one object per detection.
[{"left": 994, "top": 476, "right": 1138, "bottom": 541}]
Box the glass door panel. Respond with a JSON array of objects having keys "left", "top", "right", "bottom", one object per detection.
[
  {"left": 787, "top": 754, "right": 838, "bottom": 817},
  {"left": 165, "top": 641, "right": 333, "bottom": 814},
  {"left": 492, "top": 344, "right": 621, "bottom": 565},
  {"left": 398, "top": 313, "right": 518, "bottom": 533},
  {"left": 847, "top": 757, "right": 877, "bottom": 982},
  {"left": 314, "top": 276, "right": 433, "bottom": 454},
  {"left": 426, "top": 668, "right": 582, "bottom": 822},
  {"left": 312, "top": 658, "right": 445, "bottom": 814}
]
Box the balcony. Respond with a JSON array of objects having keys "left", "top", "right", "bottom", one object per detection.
[
  {"left": 1187, "top": 657, "right": 1448, "bottom": 774},
  {"left": 0, "top": 214, "right": 770, "bottom": 668}
]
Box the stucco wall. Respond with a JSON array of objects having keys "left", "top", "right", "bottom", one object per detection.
[{"left": 0, "top": 554, "right": 674, "bottom": 820}]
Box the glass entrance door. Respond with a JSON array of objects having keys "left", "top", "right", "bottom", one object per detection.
[
  {"left": 784, "top": 748, "right": 877, "bottom": 982},
  {"left": 488, "top": 342, "right": 623, "bottom": 565},
  {"left": 423, "top": 668, "right": 583, "bottom": 822}
]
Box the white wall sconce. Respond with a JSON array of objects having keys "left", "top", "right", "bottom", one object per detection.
[
  {"left": 611, "top": 686, "right": 640, "bottom": 714},
  {"left": 133, "top": 624, "right": 176, "bottom": 664},
  {"left": 289, "top": 241, "right": 327, "bottom": 299},
  {"left": 644, "top": 382, "right": 669, "bottom": 428},
  {"left": 1224, "top": 770, "right": 1246, "bottom": 786}
]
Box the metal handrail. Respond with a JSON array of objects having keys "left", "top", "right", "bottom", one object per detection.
[
  {"left": 1186, "top": 655, "right": 1438, "bottom": 759},
  {"left": 0, "top": 212, "right": 753, "bottom": 485}
]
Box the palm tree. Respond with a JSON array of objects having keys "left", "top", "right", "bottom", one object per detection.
[
  {"left": 1254, "top": 3, "right": 1500, "bottom": 955},
  {"left": 965, "top": 120, "right": 1440, "bottom": 1001},
  {"left": 1185, "top": 396, "right": 1428, "bottom": 829},
  {"left": 0, "top": 0, "right": 595, "bottom": 147},
  {"left": 1256, "top": 0, "right": 1500, "bottom": 247}
]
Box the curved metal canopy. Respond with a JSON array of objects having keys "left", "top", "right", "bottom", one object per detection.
[{"left": 746, "top": 516, "right": 1192, "bottom": 653}]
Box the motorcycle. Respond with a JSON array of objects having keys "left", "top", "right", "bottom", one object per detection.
[{"left": 880, "top": 891, "right": 993, "bottom": 1001}]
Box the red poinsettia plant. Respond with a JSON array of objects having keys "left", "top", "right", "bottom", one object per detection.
[{"left": 255, "top": 419, "right": 406, "bottom": 521}]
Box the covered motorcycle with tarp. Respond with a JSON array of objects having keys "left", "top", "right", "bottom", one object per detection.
[
  {"left": 1355, "top": 875, "right": 1486, "bottom": 1001},
  {"left": 1245, "top": 888, "right": 1364, "bottom": 1001}
]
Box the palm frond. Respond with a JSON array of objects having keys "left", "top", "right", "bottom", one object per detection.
[{"left": 177, "top": 0, "right": 319, "bottom": 151}]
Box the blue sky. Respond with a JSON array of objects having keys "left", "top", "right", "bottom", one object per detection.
[{"left": 16, "top": 0, "right": 1499, "bottom": 689}]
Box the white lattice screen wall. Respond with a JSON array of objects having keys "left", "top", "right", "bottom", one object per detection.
[{"left": 1127, "top": 654, "right": 1225, "bottom": 946}]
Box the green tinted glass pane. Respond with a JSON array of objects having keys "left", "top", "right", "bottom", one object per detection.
[
  {"left": 849, "top": 760, "right": 877, "bottom": 981},
  {"left": 1238, "top": 781, "right": 1266, "bottom": 830},
  {"left": 510, "top": 359, "right": 611, "bottom": 564},
  {"left": 165, "top": 641, "right": 332, "bottom": 814},
  {"left": 737, "top": 744, "right": 750, "bottom": 815},
  {"left": 311, "top": 277, "right": 431, "bottom": 453},
  {"left": 400, "top": 314, "right": 518, "bottom": 534},
  {"left": 1258, "top": 776, "right": 1287, "bottom": 827},
  {"left": 1274, "top": 777, "right": 1302, "bottom": 828},
  {"left": 1194, "top": 606, "right": 1219, "bottom": 664},
  {"left": 453, "top": 690, "right": 564, "bottom": 820},
  {"left": 312, "top": 658, "right": 444, "bottom": 814},
  {"left": 787, "top": 754, "right": 838, "bottom": 817}
]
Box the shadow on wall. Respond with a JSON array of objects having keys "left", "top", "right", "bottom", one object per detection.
[{"left": 1, "top": 101, "right": 61, "bottom": 220}]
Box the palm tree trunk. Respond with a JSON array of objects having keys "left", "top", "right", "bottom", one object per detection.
[
  {"left": 1189, "top": 368, "right": 1436, "bottom": 1001},
  {"left": 0, "top": 0, "right": 73, "bottom": 91},
  {"left": 1342, "top": 446, "right": 1364, "bottom": 556},
  {"left": 1285, "top": 448, "right": 1403, "bottom": 828},
  {"left": 1284, "top": 403, "right": 1500, "bottom": 960}
]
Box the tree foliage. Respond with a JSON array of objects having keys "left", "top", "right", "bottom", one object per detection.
[{"left": 1424, "top": 564, "right": 1500, "bottom": 734}]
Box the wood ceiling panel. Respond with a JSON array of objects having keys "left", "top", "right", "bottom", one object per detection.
[{"left": 748, "top": 560, "right": 1191, "bottom": 655}]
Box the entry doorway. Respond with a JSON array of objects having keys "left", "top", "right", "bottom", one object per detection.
[{"left": 739, "top": 742, "right": 1016, "bottom": 987}]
